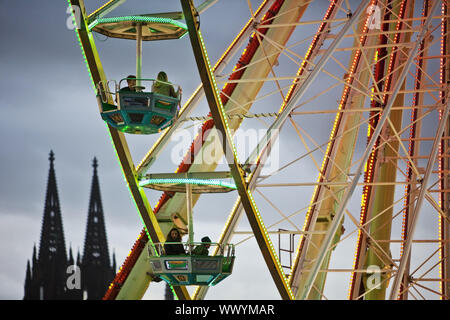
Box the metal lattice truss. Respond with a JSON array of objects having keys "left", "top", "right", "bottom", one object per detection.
[{"left": 68, "top": 0, "right": 450, "bottom": 300}]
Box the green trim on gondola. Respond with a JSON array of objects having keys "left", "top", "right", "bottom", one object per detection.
[
  {"left": 98, "top": 91, "right": 179, "bottom": 134},
  {"left": 138, "top": 178, "right": 237, "bottom": 190},
  {"left": 148, "top": 242, "right": 235, "bottom": 286},
  {"left": 149, "top": 255, "right": 235, "bottom": 286},
  {"left": 88, "top": 15, "right": 188, "bottom": 32}
]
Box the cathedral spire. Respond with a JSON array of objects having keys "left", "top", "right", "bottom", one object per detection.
[
  {"left": 38, "top": 150, "right": 67, "bottom": 263},
  {"left": 24, "top": 260, "right": 32, "bottom": 297},
  {"left": 68, "top": 245, "right": 74, "bottom": 265},
  {"left": 25, "top": 153, "right": 115, "bottom": 300},
  {"left": 81, "top": 157, "right": 115, "bottom": 299},
  {"left": 24, "top": 151, "right": 69, "bottom": 299}
]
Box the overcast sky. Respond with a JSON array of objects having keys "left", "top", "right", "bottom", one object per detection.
[{"left": 0, "top": 0, "right": 443, "bottom": 300}]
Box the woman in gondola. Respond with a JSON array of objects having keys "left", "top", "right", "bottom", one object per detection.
[
  {"left": 152, "top": 71, "right": 180, "bottom": 98},
  {"left": 164, "top": 227, "right": 186, "bottom": 255}
]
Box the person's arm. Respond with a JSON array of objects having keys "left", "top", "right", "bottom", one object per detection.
[{"left": 170, "top": 85, "right": 177, "bottom": 98}]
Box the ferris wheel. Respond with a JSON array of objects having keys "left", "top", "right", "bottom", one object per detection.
[{"left": 67, "top": 0, "right": 450, "bottom": 300}]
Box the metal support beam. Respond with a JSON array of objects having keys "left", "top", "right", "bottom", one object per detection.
[
  {"left": 186, "top": 183, "right": 194, "bottom": 247},
  {"left": 298, "top": 0, "right": 440, "bottom": 300},
  {"left": 68, "top": 0, "right": 191, "bottom": 300},
  {"left": 180, "top": 0, "right": 294, "bottom": 299},
  {"left": 87, "top": 0, "right": 126, "bottom": 23},
  {"left": 196, "top": 0, "right": 218, "bottom": 14},
  {"left": 361, "top": 0, "right": 415, "bottom": 300},
  {"left": 389, "top": 94, "right": 450, "bottom": 299},
  {"left": 439, "top": 3, "right": 450, "bottom": 300},
  {"left": 136, "top": 23, "right": 142, "bottom": 88}
]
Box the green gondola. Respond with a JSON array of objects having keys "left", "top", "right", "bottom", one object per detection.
[
  {"left": 97, "top": 78, "right": 180, "bottom": 134},
  {"left": 144, "top": 177, "right": 237, "bottom": 286},
  {"left": 90, "top": 14, "right": 187, "bottom": 134},
  {"left": 148, "top": 242, "right": 235, "bottom": 286}
]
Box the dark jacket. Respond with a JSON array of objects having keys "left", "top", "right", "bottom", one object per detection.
[
  {"left": 119, "top": 86, "right": 136, "bottom": 92},
  {"left": 164, "top": 242, "right": 185, "bottom": 255},
  {"left": 192, "top": 244, "right": 209, "bottom": 256},
  {"left": 164, "top": 228, "right": 185, "bottom": 255}
]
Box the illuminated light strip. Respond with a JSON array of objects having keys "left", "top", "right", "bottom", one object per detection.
[
  {"left": 340, "top": 19, "right": 376, "bottom": 297},
  {"left": 278, "top": 0, "right": 337, "bottom": 115},
  {"left": 254, "top": 0, "right": 340, "bottom": 171},
  {"left": 68, "top": 0, "right": 156, "bottom": 249},
  {"left": 382, "top": 0, "right": 408, "bottom": 105},
  {"left": 289, "top": 0, "right": 375, "bottom": 294},
  {"left": 438, "top": 1, "right": 448, "bottom": 299},
  {"left": 286, "top": 0, "right": 339, "bottom": 251},
  {"left": 348, "top": 0, "right": 409, "bottom": 299},
  {"left": 138, "top": 178, "right": 237, "bottom": 190},
  {"left": 87, "top": 0, "right": 124, "bottom": 21},
  {"left": 373, "top": 0, "right": 408, "bottom": 299},
  {"left": 373, "top": 0, "right": 443, "bottom": 299},
  {"left": 88, "top": 16, "right": 188, "bottom": 31},
  {"left": 348, "top": 9, "right": 388, "bottom": 297}
]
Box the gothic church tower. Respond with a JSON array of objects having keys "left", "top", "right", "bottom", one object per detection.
[
  {"left": 80, "top": 157, "right": 116, "bottom": 299},
  {"left": 24, "top": 152, "right": 115, "bottom": 300},
  {"left": 24, "top": 151, "right": 70, "bottom": 299}
]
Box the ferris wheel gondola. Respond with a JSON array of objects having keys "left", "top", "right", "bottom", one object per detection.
[
  {"left": 90, "top": 14, "right": 187, "bottom": 134},
  {"left": 143, "top": 172, "right": 237, "bottom": 286},
  {"left": 96, "top": 78, "right": 181, "bottom": 134}
]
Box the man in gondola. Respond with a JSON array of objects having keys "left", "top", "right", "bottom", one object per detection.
[
  {"left": 192, "top": 236, "right": 212, "bottom": 256},
  {"left": 120, "top": 75, "right": 137, "bottom": 92}
]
